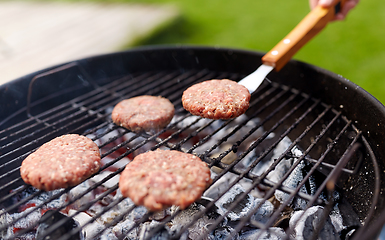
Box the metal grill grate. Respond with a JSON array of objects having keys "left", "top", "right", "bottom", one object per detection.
[{"left": 0, "top": 64, "right": 380, "bottom": 240}]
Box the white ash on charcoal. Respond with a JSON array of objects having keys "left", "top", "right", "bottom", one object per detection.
[
  {"left": 90, "top": 131, "right": 132, "bottom": 155},
  {"left": 204, "top": 171, "right": 238, "bottom": 200},
  {"left": 199, "top": 132, "right": 358, "bottom": 240},
  {"left": 244, "top": 136, "right": 293, "bottom": 178},
  {"left": 69, "top": 169, "right": 121, "bottom": 210},
  {"left": 171, "top": 115, "right": 210, "bottom": 129},
  {"left": 112, "top": 209, "right": 170, "bottom": 240},
  {"left": 264, "top": 137, "right": 341, "bottom": 211},
  {"left": 205, "top": 170, "right": 263, "bottom": 200},
  {"left": 89, "top": 171, "right": 120, "bottom": 204},
  {"left": 165, "top": 202, "right": 246, "bottom": 240},
  {"left": 289, "top": 206, "right": 340, "bottom": 240},
  {"left": 170, "top": 115, "right": 219, "bottom": 152},
  {"left": 10, "top": 209, "right": 41, "bottom": 234},
  {"left": 0, "top": 210, "right": 13, "bottom": 239},
  {"left": 94, "top": 206, "right": 121, "bottom": 226},
  {"left": 0, "top": 186, "right": 70, "bottom": 239},
  {"left": 33, "top": 190, "right": 67, "bottom": 211},
  {"left": 101, "top": 155, "right": 131, "bottom": 172},
  {"left": 121, "top": 132, "right": 157, "bottom": 157},
  {"left": 70, "top": 210, "right": 107, "bottom": 240},
  {"left": 85, "top": 200, "right": 144, "bottom": 237},
  {"left": 209, "top": 225, "right": 239, "bottom": 240},
  {"left": 239, "top": 227, "right": 286, "bottom": 240},
  {"left": 216, "top": 136, "right": 310, "bottom": 211},
  {"left": 113, "top": 190, "right": 148, "bottom": 221},
  {"left": 68, "top": 191, "right": 136, "bottom": 239},
  {"left": 100, "top": 231, "right": 119, "bottom": 240},
  {"left": 168, "top": 203, "right": 217, "bottom": 239},
  {"left": 109, "top": 201, "right": 218, "bottom": 239},
  {"left": 272, "top": 159, "right": 308, "bottom": 210},
  {"left": 0, "top": 208, "right": 80, "bottom": 240},
  {"left": 233, "top": 135, "right": 300, "bottom": 194},
  {"left": 175, "top": 114, "right": 264, "bottom": 157},
  {"left": 4, "top": 119, "right": 364, "bottom": 240},
  {"left": 11, "top": 186, "right": 67, "bottom": 211},
  {"left": 114, "top": 220, "right": 169, "bottom": 240},
  {"left": 88, "top": 129, "right": 126, "bottom": 148},
  {"left": 69, "top": 181, "right": 96, "bottom": 210},
  {"left": 147, "top": 207, "right": 174, "bottom": 222},
  {"left": 204, "top": 171, "right": 274, "bottom": 223},
  {"left": 111, "top": 191, "right": 151, "bottom": 239},
  {"left": 209, "top": 115, "right": 264, "bottom": 148},
  {"left": 252, "top": 199, "right": 275, "bottom": 224},
  {"left": 329, "top": 205, "right": 344, "bottom": 233},
  {"left": 238, "top": 177, "right": 265, "bottom": 199},
  {"left": 88, "top": 130, "right": 135, "bottom": 170},
  {"left": 214, "top": 184, "right": 274, "bottom": 223},
  {"left": 322, "top": 198, "right": 361, "bottom": 239},
  {"left": 234, "top": 132, "right": 276, "bottom": 173},
  {"left": 241, "top": 136, "right": 313, "bottom": 210},
  {"left": 112, "top": 217, "right": 138, "bottom": 239},
  {"left": 10, "top": 232, "right": 36, "bottom": 240},
  {"left": 138, "top": 220, "right": 170, "bottom": 240}
]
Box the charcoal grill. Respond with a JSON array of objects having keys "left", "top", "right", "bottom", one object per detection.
[{"left": 0, "top": 46, "right": 385, "bottom": 240}]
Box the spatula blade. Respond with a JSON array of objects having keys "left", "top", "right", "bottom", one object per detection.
[{"left": 238, "top": 64, "right": 274, "bottom": 93}]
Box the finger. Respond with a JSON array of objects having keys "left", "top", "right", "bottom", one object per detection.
[
  {"left": 336, "top": 1, "right": 359, "bottom": 20},
  {"left": 309, "top": 0, "right": 318, "bottom": 9},
  {"left": 334, "top": 13, "right": 345, "bottom": 21},
  {"left": 342, "top": 0, "right": 359, "bottom": 14},
  {"left": 319, "top": 0, "right": 339, "bottom": 7}
]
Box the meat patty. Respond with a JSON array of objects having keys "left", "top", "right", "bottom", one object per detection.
[
  {"left": 20, "top": 134, "right": 101, "bottom": 191},
  {"left": 111, "top": 95, "right": 175, "bottom": 133},
  {"left": 182, "top": 79, "right": 251, "bottom": 119},
  {"left": 119, "top": 149, "right": 212, "bottom": 211}
]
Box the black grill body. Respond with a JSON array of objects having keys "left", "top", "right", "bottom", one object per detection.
[{"left": 0, "top": 46, "right": 384, "bottom": 240}]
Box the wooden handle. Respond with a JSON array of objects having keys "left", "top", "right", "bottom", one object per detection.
[{"left": 262, "top": 0, "right": 346, "bottom": 71}]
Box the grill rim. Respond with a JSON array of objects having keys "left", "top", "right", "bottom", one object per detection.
[{"left": 2, "top": 45, "right": 385, "bottom": 139}]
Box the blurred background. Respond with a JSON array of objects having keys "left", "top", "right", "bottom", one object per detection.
[
  {"left": 126, "top": 0, "right": 384, "bottom": 104},
  {"left": 1, "top": 0, "right": 384, "bottom": 103}
]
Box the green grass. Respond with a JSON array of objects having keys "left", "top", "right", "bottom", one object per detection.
[
  {"left": 116, "top": 0, "right": 385, "bottom": 104},
  {"left": 36, "top": 0, "right": 385, "bottom": 103}
]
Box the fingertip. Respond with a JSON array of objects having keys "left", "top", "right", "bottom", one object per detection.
[
  {"left": 319, "top": 0, "right": 335, "bottom": 7},
  {"left": 310, "top": 1, "right": 318, "bottom": 9},
  {"left": 345, "top": 1, "right": 358, "bottom": 11},
  {"left": 338, "top": 2, "right": 356, "bottom": 19},
  {"left": 334, "top": 13, "right": 346, "bottom": 21}
]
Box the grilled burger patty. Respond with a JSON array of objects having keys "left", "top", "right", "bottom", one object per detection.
[
  {"left": 20, "top": 134, "right": 101, "bottom": 191},
  {"left": 111, "top": 95, "right": 175, "bottom": 133},
  {"left": 119, "top": 149, "right": 212, "bottom": 211},
  {"left": 182, "top": 79, "right": 250, "bottom": 119}
]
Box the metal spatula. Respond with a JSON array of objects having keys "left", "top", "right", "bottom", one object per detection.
[{"left": 239, "top": 0, "right": 347, "bottom": 93}]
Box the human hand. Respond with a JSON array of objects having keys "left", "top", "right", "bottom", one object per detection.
[{"left": 309, "top": 0, "right": 359, "bottom": 20}]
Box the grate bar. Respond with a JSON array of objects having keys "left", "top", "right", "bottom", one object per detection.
[
  {"left": 170, "top": 92, "right": 316, "bottom": 240},
  {"left": 0, "top": 70, "right": 176, "bottom": 150},
  {"left": 252, "top": 109, "right": 343, "bottom": 228},
  {"left": 0, "top": 72, "right": 140, "bottom": 139},
  {"left": 238, "top": 117, "right": 358, "bottom": 239},
  {"left": 197, "top": 102, "right": 336, "bottom": 240},
  {"left": 0, "top": 112, "right": 108, "bottom": 177},
  {"left": 39, "top": 184, "right": 120, "bottom": 240},
  {"left": 12, "top": 116, "right": 202, "bottom": 238},
  {"left": 0, "top": 68, "right": 379, "bottom": 240},
  {"left": 186, "top": 84, "right": 280, "bottom": 157},
  {"left": 0, "top": 70, "right": 205, "bottom": 176}
]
